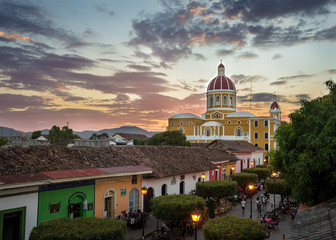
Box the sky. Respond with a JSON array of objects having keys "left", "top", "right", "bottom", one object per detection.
[{"left": 0, "top": 0, "right": 335, "bottom": 132}]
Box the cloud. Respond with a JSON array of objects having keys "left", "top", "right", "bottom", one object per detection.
[
  {"left": 295, "top": 94, "right": 310, "bottom": 100},
  {"left": 0, "top": 31, "right": 51, "bottom": 48},
  {"left": 0, "top": 1, "right": 86, "bottom": 48},
  {"left": 216, "top": 49, "right": 235, "bottom": 56},
  {"left": 93, "top": 4, "right": 115, "bottom": 17},
  {"left": 272, "top": 54, "right": 282, "bottom": 60},
  {"left": 324, "top": 69, "right": 336, "bottom": 74},
  {"left": 0, "top": 94, "right": 54, "bottom": 111},
  {"left": 238, "top": 92, "right": 277, "bottom": 103},
  {"left": 277, "top": 74, "right": 315, "bottom": 80},
  {"left": 127, "top": 64, "right": 152, "bottom": 71},
  {"left": 237, "top": 52, "right": 258, "bottom": 59},
  {"left": 270, "top": 80, "right": 287, "bottom": 86},
  {"left": 231, "top": 74, "right": 266, "bottom": 85}
]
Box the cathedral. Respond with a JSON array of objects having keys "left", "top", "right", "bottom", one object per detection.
[{"left": 167, "top": 62, "right": 282, "bottom": 154}]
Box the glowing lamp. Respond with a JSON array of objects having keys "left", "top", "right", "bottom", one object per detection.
[
  {"left": 248, "top": 184, "right": 254, "bottom": 190},
  {"left": 272, "top": 172, "right": 276, "bottom": 177},
  {"left": 140, "top": 186, "right": 148, "bottom": 195},
  {"left": 201, "top": 173, "right": 206, "bottom": 179},
  {"left": 191, "top": 210, "right": 201, "bottom": 222}
]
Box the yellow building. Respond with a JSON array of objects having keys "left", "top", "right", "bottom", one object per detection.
[{"left": 167, "top": 63, "right": 282, "bottom": 154}]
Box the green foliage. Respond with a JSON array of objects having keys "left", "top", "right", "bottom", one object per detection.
[
  {"left": 31, "top": 130, "right": 42, "bottom": 140},
  {"left": 151, "top": 194, "right": 205, "bottom": 222},
  {"left": 195, "top": 180, "right": 238, "bottom": 200},
  {"left": 146, "top": 130, "right": 191, "bottom": 146},
  {"left": 203, "top": 215, "right": 267, "bottom": 240},
  {"left": 90, "top": 133, "right": 109, "bottom": 139},
  {"left": 232, "top": 172, "right": 258, "bottom": 187},
  {"left": 48, "top": 125, "right": 77, "bottom": 144},
  {"left": 265, "top": 179, "right": 291, "bottom": 201},
  {"left": 242, "top": 168, "right": 271, "bottom": 179},
  {"left": 133, "top": 139, "right": 148, "bottom": 145},
  {"left": 29, "top": 217, "right": 126, "bottom": 240},
  {"left": 0, "top": 137, "right": 8, "bottom": 146},
  {"left": 272, "top": 80, "right": 336, "bottom": 205}
]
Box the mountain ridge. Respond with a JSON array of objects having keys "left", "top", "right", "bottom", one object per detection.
[{"left": 0, "top": 126, "right": 159, "bottom": 139}]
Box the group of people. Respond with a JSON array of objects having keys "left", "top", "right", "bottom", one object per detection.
[
  {"left": 241, "top": 191, "right": 270, "bottom": 218},
  {"left": 118, "top": 210, "right": 144, "bottom": 227}
]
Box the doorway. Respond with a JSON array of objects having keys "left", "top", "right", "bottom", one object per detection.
[
  {"left": 104, "top": 190, "right": 115, "bottom": 218},
  {"left": 1, "top": 207, "right": 25, "bottom": 240}
]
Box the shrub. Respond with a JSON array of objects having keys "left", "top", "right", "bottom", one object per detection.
[
  {"left": 195, "top": 180, "right": 238, "bottom": 200},
  {"left": 242, "top": 168, "right": 271, "bottom": 179},
  {"left": 232, "top": 172, "right": 258, "bottom": 188},
  {"left": 203, "top": 215, "right": 267, "bottom": 240},
  {"left": 29, "top": 217, "right": 126, "bottom": 240}
]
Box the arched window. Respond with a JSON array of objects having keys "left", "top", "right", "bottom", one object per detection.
[
  {"left": 228, "top": 121, "right": 231, "bottom": 124},
  {"left": 171, "top": 122, "right": 174, "bottom": 125},
  {"left": 230, "top": 96, "right": 233, "bottom": 106},
  {"left": 214, "top": 114, "right": 220, "bottom": 119},
  {"left": 206, "top": 128, "right": 211, "bottom": 137},
  {"left": 179, "top": 181, "right": 185, "bottom": 194},
  {"left": 104, "top": 190, "right": 115, "bottom": 218},
  {"left": 161, "top": 184, "right": 167, "bottom": 196},
  {"left": 236, "top": 128, "right": 242, "bottom": 136},
  {"left": 255, "top": 143, "right": 259, "bottom": 147},
  {"left": 210, "top": 96, "right": 213, "bottom": 106},
  {"left": 129, "top": 188, "right": 140, "bottom": 212},
  {"left": 180, "top": 121, "right": 183, "bottom": 125},
  {"left": 233, "top": 96, "right": 236, "bottom": 107},
  {"left": 265, "top": 143, "right": 269, "bottom": 151},
  {"left": 216, "top": 96, "right": 220, "bottom": 105},
  {"left": 178, "top": 127, "right": 185, "bottom": 134},
  {"left": 223, "top": 96, "right": 227, "bottom": 105}
]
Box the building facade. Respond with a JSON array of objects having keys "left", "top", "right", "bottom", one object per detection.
[{"left": 168, "top": 63, "right": 282, "bottom": 153}]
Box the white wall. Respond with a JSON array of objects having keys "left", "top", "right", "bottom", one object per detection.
[
  {"left": 142, "top": 171, "right": 208, "bottom": 197},
  {"left": 252, "top": 151, "right": 264, "bottom": 166},
  {"left": 0, "top": 192, "right": 38, "bottom": 240}
]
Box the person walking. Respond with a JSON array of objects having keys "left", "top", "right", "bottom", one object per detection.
[
  {"left": 241, "top": 198, "right": 246, "bottom": 216},
  {"left": 257, "top": 201, "right": 262, "bottom": 218}
]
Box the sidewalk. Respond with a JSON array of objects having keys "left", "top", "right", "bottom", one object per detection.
[{"left": 126, "top": 190, "right": 292, "bottom": 240}]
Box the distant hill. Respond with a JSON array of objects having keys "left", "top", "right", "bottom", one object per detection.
[{"left": 0, "top": 126, "right": 159, "bottom": 139}]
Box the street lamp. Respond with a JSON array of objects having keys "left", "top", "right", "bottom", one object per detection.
[
  {"left": 140, "top": 186, "right": 148, "bottom": 240},
  {"left": 201, "top": 173, "right": 206, "bottom": 198},
  {"left": 251, "top": 161, "right": 254, "bottom": 168},
  {"left": 230, "top": 167, "right": 235, "bottom": 180},
  {"left": 248, "top": 184, "right": 254, "bottom": 219},
  {"left": 191, "top": 210, "right": 201, "bottom": 240},
  {"left": 272, "top": 172, "right": 276, "bottom": 215}
]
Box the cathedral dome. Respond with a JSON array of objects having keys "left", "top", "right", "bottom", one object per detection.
[{"left": 207, "top": 63, "right": 236, "bottom": 91}]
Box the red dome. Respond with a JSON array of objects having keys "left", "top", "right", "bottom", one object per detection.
[
  {"left": 270, "top": 101, "right": 280, "bottom": 110},
  {"left": 218, "top": 63, "right": 224, "bottom": 68},
  {"left": 207, "top": 75, "right": 236, "bottom": 91}
]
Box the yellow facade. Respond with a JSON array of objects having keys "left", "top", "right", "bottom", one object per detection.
[{"left": 168, "top": 63, "right": 282, "bottom": 153}]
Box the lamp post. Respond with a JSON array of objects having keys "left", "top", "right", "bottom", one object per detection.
[
  {"left": 140, "top": 186, "right": 148, "bottom": 240},
  {"left": 248, "top": 184, "right": 254, "bottom": 219},
  {"left": 230, "top": 167, "right": 235, "bottom": 180},
  {"left": 201, "top": 173, "right": 206, "bottom": 198},
  {"left": 191, "top": 210, "right": 201, "bottom": 240},
  {"left": 251, "top": 161, "right": 254, "bottom": 168},
  {"left": 272, "top": 172, "right": 276, "bottom": 215}
]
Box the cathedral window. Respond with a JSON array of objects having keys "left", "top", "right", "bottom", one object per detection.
[
  {"left": 216, "top": 96, "right": 220, "bottom": 105},
  {"left": 223, "top": 96, "right": 227, "bottom": 105},
  {"left": 206, "top": 128, "right": 211, "bottom": 137},
  {"left": 254, "top": 132, "right": 258, "bottom": 139},
  {"left": 264, "top": 132, "right": 268, "bottom": 139},
  {"left": 255, "top": 143, "right": 259, "bottom": 147},
  {"left": 210, "top": 96, "right": 213, "bottom": 106},
  {"left": 264, "top": 120, "right": 268, "bottom": 127},
  {"left": 236, "top": 128, "right": 242, "bottom": 136},
  {"left": 265, "top": 143, "right": 269, "bottom": 151},
  {"left": 254, "top": 120, "right": 259, "bottom": 127}
]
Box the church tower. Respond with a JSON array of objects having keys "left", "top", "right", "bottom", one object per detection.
[{"left": 269, "top": 97, "right": 281, "bottom": 121}]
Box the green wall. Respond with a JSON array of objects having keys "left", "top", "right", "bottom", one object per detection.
[{"left": 38, "top": 182, "right": 94, "bottom": 225}]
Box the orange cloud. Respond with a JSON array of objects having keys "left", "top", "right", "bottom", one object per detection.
[
  {"left": 0, "top": 31, "right": 47, "bottom": 47},
  {"left": 189, "top": 7, "right": 205, "bottom": 16},
  {"left": 177, "top": 14, "right": 187, "bottom": 25}
]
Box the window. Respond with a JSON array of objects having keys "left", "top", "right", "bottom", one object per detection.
[
  {"left": 254, "top": 120, "right": 259, "bottom": 127},
  {"left": 236, "top": 128, "right": 242, "bottom": 136},
  {"left": 255, "top": 143, "right": 259, "bottom": 147},
  {"left": 233, "top": 96, "right": 236, "bottom": 107},
  {"left": 223, "top": 96, "right": 227, "bottom": 105},
  {"left": 264, "top": 120, "right": 268, "bottom": 127},
  {"left": 132, "top": 175, "right": 137, "bottom": 184},
  {"left": 214, "top": 114, "right": 220, "bottom": 119},
  {"left": 206, "top": 128, "right": 211, "bottom": 137},
  {"left": 254, "top": 132, "right": 258, "bottom": 139},
  {"left": 161, "top": 184, "right": 167, "bottom": 196},
  {"left": 180, "top": 121, "right": 183, "bottom": 125},
  {"left": 129, "top": 188, "right": 140, "bottom": 212},
  {"left": 228, "top": 121, "right": 231, "bottom": 124},
  {"left": 171, "top": 122, "right": 174, "bottom": 125},
  {"left": 189, "top": 121, "right": 193, "bottom": 125},
  {"left": 216, "top": 96, "right": 220, "bottom": 105},
  {"left": 104, "top": 190, "right": 115, "bottom": 218},
  {"left": 180, "top": 175, "right": 185, "bottom": 180},
  {"left": 237, "top": 120, "right": 241, "bottom": 124},
  {"left": 265, "top": 143, "right": 269, "bottom": 151},
  {"left": 210, "top": 96, "right": 213, "bottom": 106},
  {"left": 264, "top": 132, "right": 268, "bottom": 139},
  {"left": 230, "top": 96, "right": 233, "bottom": 105}
]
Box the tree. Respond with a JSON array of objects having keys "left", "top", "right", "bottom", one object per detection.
[
  {"left": 265, "top": 179, "right": 291, "bottom": 203},
  {"left": 133, "top": 139, "right": 148, "bottom": 145},
  {"left": 89, "top": 133, "right": 98, "bottom": 139},
  {"left": 272, "top": 80, "right": 336, "bottom": 205},
  {"left": 146, "top": 130, "right": 191, "bottom": 146},
  {"left": 31, "top": 130, "right": 41, "bottom": 139},
  {"left": 29, "top": 217, "right": 126, "bottom": 240},
  {"left": 151, "top": 194, "right": 205, "bottom": 223},
  {"left": 89, "top": 133, "right": 109, "bottom": 140},
  {"left": 48, "top": 125, "right": 77, "bottom": 144},
  {"left": 232, "top": 173, "right": 258, "bottom": 188},
  {"left": 242, "top": 168, "right": 271, "bottom": 180},
  {"left": 0, "top": 137, "right": 8, "bottom": 146},
  {"left": 195, "top": 180, "right": 238, "bottom": 202},
  {"left": 203, "top": 215, "right": 267, "bottom": 240}
]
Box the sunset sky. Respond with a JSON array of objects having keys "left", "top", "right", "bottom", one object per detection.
[{"left": 0, "top": 0, "right": 335, "bottom": 132}]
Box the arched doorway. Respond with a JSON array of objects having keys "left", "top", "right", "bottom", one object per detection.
[
  {"left": 129, "top": 188, "right": 140, "bottom": 212},
  {"left": 179, "top": 181, "right": 185, "bottom": 194},
  {"left": 104, "top": 189, "right": 115, "bottom": 218},
  {"left": 68, "top": 192, "right": 87, "bottom": 219},
  {"left": 144, "top": 187, "right": 154, "bottom": 213},
  {"left": 161, "top": 184, "right": 167, "bottom": 196}
]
